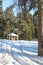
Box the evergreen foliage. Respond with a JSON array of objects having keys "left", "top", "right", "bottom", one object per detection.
[{"left": 0, "top": 0, "right": 39, "bottom": 40}]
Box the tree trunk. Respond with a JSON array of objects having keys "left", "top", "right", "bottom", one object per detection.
[{"left": 38, "top": 0, "right": 43, "bottom": 56}]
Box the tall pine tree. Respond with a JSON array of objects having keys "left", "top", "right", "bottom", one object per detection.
[{"left": 0, "top": 0, "right": 4, "bottom": 38}]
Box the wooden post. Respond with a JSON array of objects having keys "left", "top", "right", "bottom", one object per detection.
[{"left": 38, "top": 0, "right": 43, "bottom": 56}]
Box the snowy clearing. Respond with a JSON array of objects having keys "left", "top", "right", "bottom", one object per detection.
[{"left": 0, "top": 39, "right": 43, "bottom": 65}]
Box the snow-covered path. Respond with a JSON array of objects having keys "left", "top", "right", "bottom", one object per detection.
[{"left": 0, "top": 39, "right": 43, "bottom": 65}]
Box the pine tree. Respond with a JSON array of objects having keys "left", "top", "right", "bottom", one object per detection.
[
  {"left": 0, "top": 0, "right": 4, "bottom": 38},
  {"left": 3, "top": 2, "right": 16, "bottom": 38}
]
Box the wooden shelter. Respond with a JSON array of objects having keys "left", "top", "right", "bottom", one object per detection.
[{"left": 7, "top": 33, "right": 18, "bottom": 40}]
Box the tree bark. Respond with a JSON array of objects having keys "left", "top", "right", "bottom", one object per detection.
[{"left": 38, "top": 0, "right": 43, "bottom": 56}]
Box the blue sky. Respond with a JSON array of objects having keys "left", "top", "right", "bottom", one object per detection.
[
  {"left": 2, "top": 0, "right": 18, "bottom": 16},
  {"left": 2, "top": 0, "right": 35, "bottom": 16},
  {"left": 2, "top": 0, "right": 14, "bottom": 11}
]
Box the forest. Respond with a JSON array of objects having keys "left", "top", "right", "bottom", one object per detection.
[{"left": 0, "top": 0, "right": 38, "bottom": 40}]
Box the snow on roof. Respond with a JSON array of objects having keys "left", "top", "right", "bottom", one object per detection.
[{"left": 7, "top": 33, "right": 18, "bottom": 36}]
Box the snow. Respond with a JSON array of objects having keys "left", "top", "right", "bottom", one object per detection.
[
  {"left": 0, "top": 39, "right": 43, "bottom": 65},
  {"left": 7, "top": 33, "right": 18, "bottom": 36}
]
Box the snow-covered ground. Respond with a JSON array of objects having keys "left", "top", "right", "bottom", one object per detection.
[{"left": 0, "top": 39, "right": 43, "bottom": 65}]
